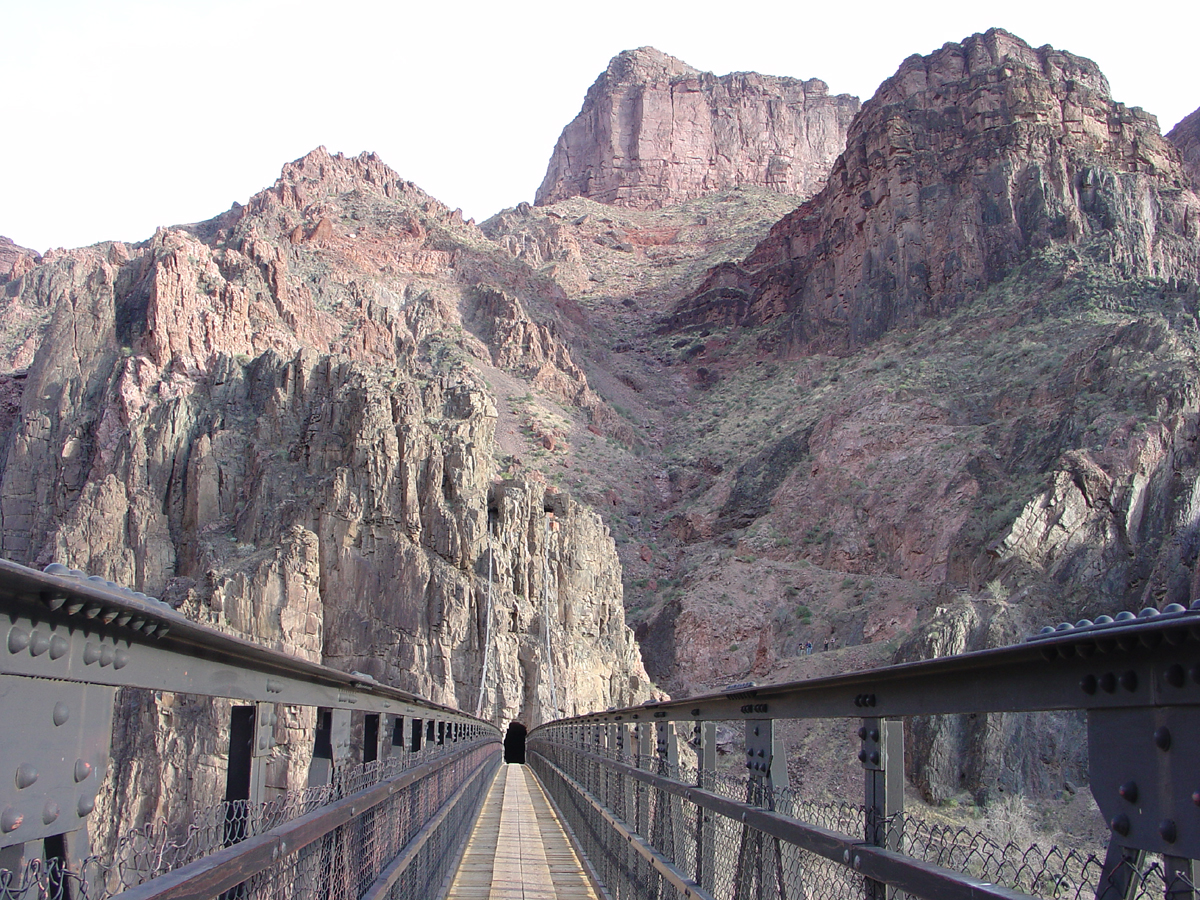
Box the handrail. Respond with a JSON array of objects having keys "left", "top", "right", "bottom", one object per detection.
[
  {"left": 528, "top": 605, "right": 1200, "bottom": 900},
  {"left": 0, "top": 558, "right": 490, "bottom": 723},
  {"left": 531, "top": 602, "right": 1200, "bottom": 728},
  {"left": 112, "top": 741, "right": 499, "bottom": 900}
]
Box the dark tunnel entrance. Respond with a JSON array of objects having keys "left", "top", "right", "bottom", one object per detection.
[{"left": 504, "top": 722, "right": 527, "bottom": 764}]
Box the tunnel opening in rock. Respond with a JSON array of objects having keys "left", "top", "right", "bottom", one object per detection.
[{"left": 504, "top": 722, "right": 527, "bottom": 764}]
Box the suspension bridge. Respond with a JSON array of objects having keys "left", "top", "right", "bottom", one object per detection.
[{"left": 1, "top": 558, "right": 1197, "bottom": 900}]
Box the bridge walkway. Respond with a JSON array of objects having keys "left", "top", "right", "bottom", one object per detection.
[{"left": 446, "top": 763, "right": 598, "bottom": 900}]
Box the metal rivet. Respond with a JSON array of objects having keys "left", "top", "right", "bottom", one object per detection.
[
  {"left": 83, "top": 603, "right": 102, "bottom": 619},
  {"left": 42, "top": 802, "right": 59, "bottom": 825},
  {"left": 1155, "top": 727, "right": 1172, "bottom": 751},
  {"left": 1111, "top": 814, "right": 1130, "bottom": 836},
  {"left": 100, "top": 645, "right": 114, "bottom": 667},
  {"left": 77, "top": 795, "right": 95, "bottom": 817},
  {"left": 1081, "top": 674, "right": 1098, "bottom": 694},
  {"left": 7, "top": 626, "right": 30, "bottom": 653},
  {"left": 1192, "top": 791, "right": 1200, "bottom": 807},
  {"left": 1, "top": 807, "right": 23, "bottom": 833},
  {"left": 843, "top": 850, "right": 851, "bottom": 863},
  {"left": 691, "top": 709, "right": 700, "bottom": 716},
  {"left": 1122, "top": 669, "right": 1140, "bottom": 691},
  {"left": 129, "top": 617, "right": 145, "bottom": 633},
  {"left": 857, "top": 726, "right": 867, "bottom": 739},
  {"left": 30, "top": 631, "right": 50, "bottom": 656},
  {"left": 1119, "top": 781, "right": 1138, "bottom": 803},
  {"left": 115, "top": 613, "right": 131, "bottom": 627},
  {"left": 858, "top": 750, "right": 866, "bottom": 763},
  {"left": 1160, "top": 819, "right": 1178, "bottom": 843},
  {"left": 49, "top": 634, "right": 68, "bottom": 660},
  {"left": 74, "top": 760, "right": 92, "bottom": 783},
  {"left": 83, "top": 642, "right": 101, "bottom": 665},
  {"left": 870, "top": 751, "right": 880, "bottom": 765},
  {"left": 53, "top": 703, "right": 69, "bottom": 726},
  {"left": 870, "top": 729, "right": 880, "bottom": 742},
  {"left": 15, "top": 764, "right": 38, "bottom": 789},
  {"left": 114, "top": 649, "right": 129, "bottom": 669},
  {"left": 1167, "top": 665, "right": 1186, "bottom": 687},
  {"left": 44, "top": 595, "right": 67, "bottom": 611},
  {"left": 1100, "top": 672, "right": 1117, "bottom": 693},
  {"left": 854, "top": 855, "right": 862, "bottom": 870}
]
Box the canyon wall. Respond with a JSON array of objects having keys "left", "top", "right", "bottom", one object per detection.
[
  {"left": 536, "top": 47, "right": 859, "bottom": 209},
  {"left": 671, "top": 29, "right": 1200, "bottom": 353},
  {"left": 0, "top": 148, "right": 651, "bottom": 848}
]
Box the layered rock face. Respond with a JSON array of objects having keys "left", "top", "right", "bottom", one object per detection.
[
  {"left": 1168, "top": 105, "right": 1200, "bottom": 191},
  {"left": 535, "top": 47, "right": 859, "bottom": 209},
  {"left": 671, "top": 29, "right": 1200, "bottom": 353},
  {"left": 0, "top": 148, "right": 651, "bottom": 847}
]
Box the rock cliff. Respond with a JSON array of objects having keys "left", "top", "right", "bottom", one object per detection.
[
  {"left": 535, "top": 47, "right": 859, "bottom": 209},
  {"left": 0, "top": 148, "right": 652, "bottom": 848},
  {"left": 670, "top": 29, "right": 1200, "bottom": 353},
  {"left": 1168, "top": 105, "right": 1200, "bottom": 191}
]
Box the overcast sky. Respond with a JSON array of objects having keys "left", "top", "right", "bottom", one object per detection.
[{"left": 3, "top": 0, "right": 1197, "bottom": 252}]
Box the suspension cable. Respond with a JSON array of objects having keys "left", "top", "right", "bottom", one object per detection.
[{"left": 474, "top": 529, "right": 494, "bottom": 718}]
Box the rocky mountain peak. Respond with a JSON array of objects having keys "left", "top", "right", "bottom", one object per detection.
[
  {"left": 534, "top": 48, "right": 859, "bottom": 210},
  {"left": 603, "top": 46, "right": 699, "bottom": 83},
  {"left": 669, "top": 28, "right": 1199, "bottom": 353}
]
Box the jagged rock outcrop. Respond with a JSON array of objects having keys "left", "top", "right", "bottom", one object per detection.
[
  {"left": 894, "top": 601, "right": 1087, "bottom": 804},
  {"left": 535, "top": 47, "right": 859, "bottom": 209},
  {"left": 1168, "top": 105, "right": 1200, "bottom": 192},
  {"left": 0, "top": 148, "right": 653, "bottom": 850},
  {"left": 0, "top": 236, "right": 38, "bottom": 282},
  {"left": 671, "top": 29, "right": 1200, "bottom": 353}
]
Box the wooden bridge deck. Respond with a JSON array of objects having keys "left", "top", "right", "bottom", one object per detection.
[{"left": 446, "top": 763, "right": 599, "bottom": 900}]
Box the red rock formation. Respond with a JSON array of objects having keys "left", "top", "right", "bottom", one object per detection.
[
  {"left": 1167, "top": 105, "right": 1200, "bottom": 191},
  {"left": 671, "top": 29, "right": 1200, "bottom": 353},
  {"left": 0, "top": 236, "right": 38, "bottom": 282},
  {"left": 535, "top": 47, "right": 859, "bottom": 209}
]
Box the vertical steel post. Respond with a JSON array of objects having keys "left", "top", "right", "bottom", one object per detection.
[
  {"left": 861, "top": 718, "right": 903, "bottom": 900},
  {"left": 249, "top": 701, "right": 276, "bottom": 805},
  {"left": 696, "top": 721, "right": 717, "bottom": 897}
]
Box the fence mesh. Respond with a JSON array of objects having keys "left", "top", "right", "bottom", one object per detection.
[
  {"left": 527, "top": 724, "right": 1197, "bottom": 900},
  {"left": 0, "top": 740, "right": 499, "bottom": 900}
]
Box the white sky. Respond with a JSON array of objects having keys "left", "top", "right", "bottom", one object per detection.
[{"left": 3, "top": 0, "right": 1198, "bottom": 252}]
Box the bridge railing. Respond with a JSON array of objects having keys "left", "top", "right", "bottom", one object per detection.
[
  {"left": 0, "top": 559, "right": 502, "bottom": 899},
  {"left": 528, "top": 606, "right": 1200, "bottom": 900}
]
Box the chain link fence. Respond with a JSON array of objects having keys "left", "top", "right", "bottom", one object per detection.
[
  {"left": 527, "top": 725, "right": 1196, "bottom": 900},
  {"left": 0, "top": 741, "right": 499, "bottom": 900}
]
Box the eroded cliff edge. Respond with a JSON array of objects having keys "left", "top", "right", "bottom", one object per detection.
[{"left": 0, "top": 149, "right": 652, "bottom": 844}]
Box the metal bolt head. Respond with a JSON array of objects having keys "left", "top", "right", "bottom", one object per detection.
[
  {"left": 53, "top": 702, "right": 69, "bottom": 726},
  {"left": 15, "top": 764, "right": 38, "bottom": 789},
  {"left": 854, "top": 855, "right": 862, "bottom": 870},
  {"left": 857, "top": 726, "right": 867, "bottom": 740},
  {"left": 843, "top": 849, "right": 851, "bottom": 863},
  {"left": 7, "top": 626, "right": 30, "bottom": 654},
  {"left": 74, "top": 760, "right": 93, "bottom": 783},
  {"left": 1081, "top": 674, "right": 1097, "bottom": 694},
  {"left": 0, "top": 807, "right": 22, "bottom": 833},
  {"left": 1110, "top": 813, "right": 1130, "bottom": 836},
  {"left": 1119, "top": 781, "right": 1138, "bottom": 803},
  {"left": 870, "top": 751, "right": 880, "bottom": 765},
  {"left": 42, "top": 801, "right": 59, "bottom": 825},
  {"left": 1167, "top": 665, "right": 1186, "bottom": 688},
  {"left": 1155, "top": 727, "right": 1172, "bottom": 751},
  {"left": 1120, "top": 671, "right": 1138, "bottom": 692},
  {"left": 1160, "top": 819, "right": 1178, "bottom": 844},
  {"left": 1100, "top": 672, "right": 1117, "bottom": 693}
]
